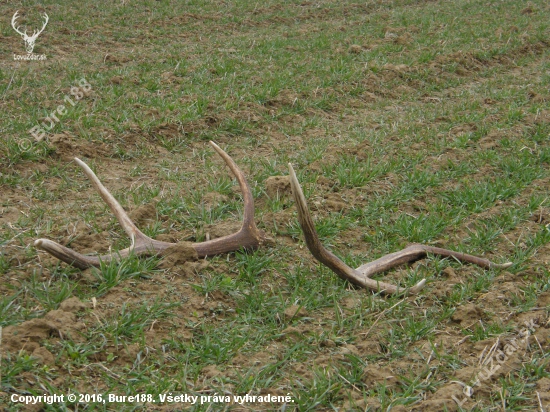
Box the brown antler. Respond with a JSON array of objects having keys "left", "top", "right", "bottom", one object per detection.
[
  {"left": 288, "top": 164, "right": 512, "bottom": 295},
  {"left": 34, "top": 142, "right": 265, "bottom": 269}
]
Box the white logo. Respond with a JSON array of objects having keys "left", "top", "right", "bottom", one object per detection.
[{"left": 11, "top": 10, "right": 49, "bottom": 54}]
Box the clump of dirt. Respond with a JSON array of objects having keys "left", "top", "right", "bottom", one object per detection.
[
  {"left": 451, "top": 303, "right": 484, "bottom": 327},
  {"left": 362, "top": 366, "right": 399, "bottom": 388},
  {"left": 128, "top": 203, "right": 158, "bottom": 226},
  {"left": 355, "top": 339, "right": 381, "bottom": 354},
  {"left": 0, "top": 205, "right": 22, "bottom": 224},
  {"left": 323, "top": 192, "right": 347, "bottom": 212},
  {"left": 158, "top": 241, "right": 210, "bottom": 277},
  {"left": 282, "top": 304, "right": 308, "bottom": 320},
  {"left": 265, "top": 175, "right": 292, "bottom": 199},
  {"left": 3, "top": 297, "right": 87, "bottom": 356},
  {"left": 204, "top": 221, "right": 242, "bottom": 238},
  {"left": 201, "top": 192, "right": 229, "bottom": 209},
  {"left": 31, "top": 346, "right": 56, "bottom": 366},
  {"left": 150, "top": 122, "right": 182, "bottom": 141},
  {"left": 202, "top": 365, "right": 222, "bottom": 379},
  {"left": 416, "top": 382, "right": 463, "bottom": 412},
  {"left": 348, "top": 44, "right": 363, "bottom": 54},
  {"left": 68, "top": 231, "right": 112, "bottom": 255},
  {"left": 230, "top": 352, "right": 265, "bottom": 371},
  {"left": 59, "top": 296, "right": 87, "bottom": 312},
  {"left": 478, "top": 129, "right": 505, "bottom": 150},
  {"left": 47, "top": 132, "right": 109, "bottom": 160},
  {"left": 159, "top": 241, "right": 198, "bottom": 268},
  {"left": 279, "top": 326, "right": 304, "bottom": 341},
  {"left": 109, "top": 76, "right": 123, "bottom": 85},
  {"left": 264, "top": 89, "right": 300, "bottom": 109}
]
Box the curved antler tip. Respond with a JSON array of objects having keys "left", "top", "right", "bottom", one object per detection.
[
  {"left": 33, "top": 238, "right": 58, "bottom": 253},
  {"left": 209, "top": 141, "right": 226, "bottom": 158},
  {"left": 34, "top": 238, "right": 57, "bottom": 251},
  {"left": 409, "top": 278, "right": 426, "bottom": 294},
  {"left": 73, "top": 158, "right": 95, "bottom": 177},
  {"left": 288, "top": 163, "right": 298, "bottom": 182},
  {"left": 500, "top": 262, "right": 513, "bottom": 269}
]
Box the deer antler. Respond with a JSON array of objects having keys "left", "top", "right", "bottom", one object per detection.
[
  {"left": 288, "top": 164, "right": 512, "bottom": 295},
  {"left": 35, "top": 142, "right": 266, "bottom": 269}
]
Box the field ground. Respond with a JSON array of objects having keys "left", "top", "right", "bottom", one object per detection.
[{"left": 1, "top": 0, "right": 550, "bottom": 410}]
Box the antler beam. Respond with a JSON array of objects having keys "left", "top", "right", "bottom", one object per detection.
[
  {"left": 35, "top": 142, "right": 265, "bottom": 269},
  {"left": 288, "top": 164, "right": 512, "bottom": 295}
]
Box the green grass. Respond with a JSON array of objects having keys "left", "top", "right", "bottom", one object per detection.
[{"left": 1, "top": 0, "right": 549, "bottom": 410}]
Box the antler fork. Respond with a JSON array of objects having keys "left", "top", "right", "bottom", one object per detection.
[
  {"left": 288, "top": 164, "right": 512, "bottom": 295},
  {"left": 35, "top": 142, "right": 266, "bottom": 269}
]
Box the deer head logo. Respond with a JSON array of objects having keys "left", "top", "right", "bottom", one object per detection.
[{"left": 11, "top": 11, "right": 49, "bottom": 54}]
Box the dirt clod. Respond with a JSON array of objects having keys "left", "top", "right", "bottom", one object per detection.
[
  {"left": 159, "top": 242, "right": 199, "bottom": 268},
  {"left": 59, "top": 296, "right": 87, "bottom": 312},
  {"left": 283, "top": 304, "right": 308, "bottom": 320},
  {"left": 451, "top": 303, "right": 484, "bottom": 327},
  {"left": 128, "top": 204, "right": 158, "bottom": 226},
  {"left": 32, "top": 346, "right": 56, "bottom": 365},
  {"left": 265, "top": 175, "right": 292, "bottom": 199}
]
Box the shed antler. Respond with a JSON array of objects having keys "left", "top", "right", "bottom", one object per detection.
[
  {"left": 288, "top": 164, "right": 512, "bottom": 295},
  {"left": 35, "top": 142, "right": 265, "bottom": 269}
]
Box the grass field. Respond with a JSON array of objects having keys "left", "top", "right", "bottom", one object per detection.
[{"left": 1, "top": 0, "right": 550, "bottom": 410}]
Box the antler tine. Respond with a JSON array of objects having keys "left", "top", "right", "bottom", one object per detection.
[
  {"left": 73, "top": 157, "right": 147, "bottom": 246},
  {"left": 354, "top": 244, "right": 512, "bottom": 278},
  {"left": 209, "top": 141, "right": 254, "bottom": 231},
  {"left": 34, "top": 158, "right": 171, "bottom": 268},
  {"left": 35, "top": 142, "right": 265, "bottom": 269},
  {"left": 191, "top": 142, "right": 265, "bottom": 257},
  {"left": 288, "top": 164, "right": 420, "bottom": 294}
]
